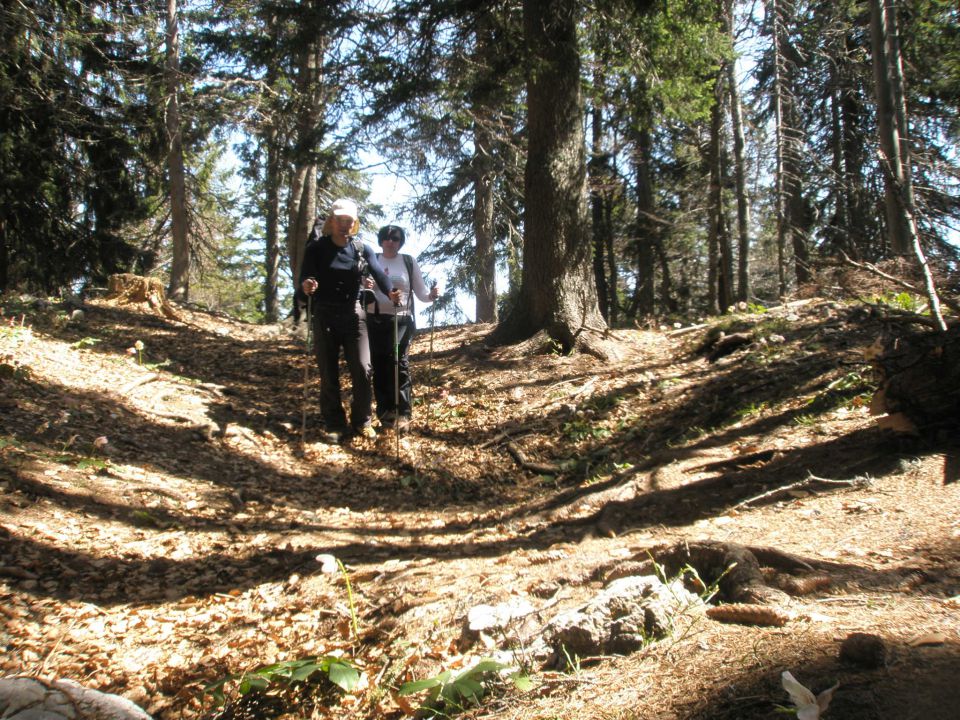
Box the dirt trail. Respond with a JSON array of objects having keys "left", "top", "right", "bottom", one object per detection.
[{"left": 1, "top": 294, "right": 958, "bottom": 720}]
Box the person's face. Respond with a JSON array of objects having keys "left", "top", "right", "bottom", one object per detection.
[
  {"left": 332, "top": 214, "right": 354, "bottom": 237},
  {"left": 380, "top": 235, "right": 401, "bottom": 257}
]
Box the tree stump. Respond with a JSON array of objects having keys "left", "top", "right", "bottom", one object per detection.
[
  {"left": 869, "top": 324, "right": 960, "bottom": 436},
  {"left": 106, "top": 274, "right": 180, "bottom": 320}
]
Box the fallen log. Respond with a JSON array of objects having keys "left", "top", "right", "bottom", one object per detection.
[{"left": 868, "top": 323, "right": 960, "bottom": 436}]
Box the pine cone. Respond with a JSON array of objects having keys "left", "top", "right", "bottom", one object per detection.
[{"left": 705, "top": 603, "right": 791, "bottom": 627}]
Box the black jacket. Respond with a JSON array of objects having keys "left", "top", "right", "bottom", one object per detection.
[{"left": 297, "top": 234, "right": 392, "bottom": 306}]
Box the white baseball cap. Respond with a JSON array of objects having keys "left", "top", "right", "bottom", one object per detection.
[{"left": 330, "top": 198, "right": 358, "bottom": 220}]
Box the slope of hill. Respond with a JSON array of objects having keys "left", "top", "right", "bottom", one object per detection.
[{"left": 1, "top": 286, "right": 958, "bottom": 720}]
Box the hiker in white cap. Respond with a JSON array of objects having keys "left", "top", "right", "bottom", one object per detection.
[{"left": 298, "top": 198, "right": 400, "bottom": 443}]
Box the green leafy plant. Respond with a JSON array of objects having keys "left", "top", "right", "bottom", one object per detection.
[
  {"left": 71, "top": 337, "right": 101, "bottom": 349},
  {"left": 870, "top": 291, "right": 922, "bottom": 312},
  {"left": 562, "top": 419, "right": 611, "bottom": 442},
  {"left": 0, "top": 359, "right": 31, "bottom": 381},
  {"left": 398, "top": 658, "right": 531, "bottom": 717},
  {"left": 75, "top": 457, "right": 109, "bottom": 471},
  {"left": 203, "top": 655, "right": 360, "bottom": 707},
  {"left": 734, "top": 401, "right": 768, "bottom": 421}
]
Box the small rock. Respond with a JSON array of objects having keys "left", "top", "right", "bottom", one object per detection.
[{"left": 0, "top": 676, "right": 152, "bottom": 720}]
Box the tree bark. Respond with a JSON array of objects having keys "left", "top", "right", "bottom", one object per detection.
[
  {"left": 263, "top": 125, "right": 282, "bottom": 323},
  {"left": 869, "top": 0, "right": 912, "bottom": 256},
  {"left": 490, "top": 0, "right": 608, "bottom": 356},
  {"left": 633, "top": 124, "right": 657, "bottom": 317},
  {"left": 472, "top": 12, "right": 498, "bottom": 324},
  {"left": 589, "top": 85, "right": 612, "bottom": 323},
  {"left": 726, "top": 0, "right": 751, "bottom": 303},
  {"left": 285, "top": 11, "right": 326, "bottom": 288},
  {"left": 165, "top": 0, "right": 189, "bottom": 302},
  {"left": 769, "top": 0, "right": 787, "bottom": 297}
]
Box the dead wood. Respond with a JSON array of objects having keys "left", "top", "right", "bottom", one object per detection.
[
  {"left": 505, "top": 441, "right": 561, "bottom": 476},
  {"left": 106, "top": 273, "right": 180, "bottom": 320},
  {"left": 644, "top": 541, "right": 791, "bottom": 605},
  {"left": 868, "top": 323, "right": 960, "bottom": 435},
  {"left": 733, "top": 472, "right": 865, "bottom": 509},
  {"left": 705, "top": 331, "right": 753, "bottom": 362}
]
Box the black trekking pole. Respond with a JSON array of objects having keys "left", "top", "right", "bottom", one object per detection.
[
  {"left": 392, "top": 293, "right": 401, "bottom": 463},
  {"left": 427, "top": 281, "right": 438, "bottom": 383},
  {"left": 301, "top": 294, "right": 312, "bottom": 450}
]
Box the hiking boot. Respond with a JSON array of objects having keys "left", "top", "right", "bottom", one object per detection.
[
  {"left": 395, "top": 416, "right": 411, "bottom": 430},
  {"left": 352, "top": 425, "right": 377, "bottom": 441},
  {"left": 319, "top": 429, "right": 346, "bottom": 444}
]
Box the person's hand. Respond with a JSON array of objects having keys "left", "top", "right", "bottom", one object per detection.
[
  {"left": 389, "top": 288, "right": 402, "bottom": 306},
  {"left": 363, "top": 277, "right": 374, "bottom": 289},
  {"left": 302, "top": 278, "right": 318, "bottom": 295},
  {"left": 428, "top": 283, "right": 440, "bottom": 301}
]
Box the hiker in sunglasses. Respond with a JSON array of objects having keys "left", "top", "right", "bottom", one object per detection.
[
  {"left": 363, "top": 224, "right": 439, "bottom": 430},
  {"left": 298, "top": 199, "right": 400, "bottom": 443}
]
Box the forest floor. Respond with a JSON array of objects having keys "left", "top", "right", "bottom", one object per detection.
[{"left": 1, "top": 271, "right": 958, "bottom": 720}]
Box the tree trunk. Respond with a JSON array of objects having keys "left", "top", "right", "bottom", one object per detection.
[
  {"left": 490, "top": 0, "right": 608, "bottom": 356},
  {"left": 769, "top": 0, "right": 788, "bottom": 298},
  {"left": 165, "top": 0, "right": 189, "bottom": 302},
  {"left": 472, "top": 13, "right": 498, "bottom": 324},
  {"left": 263, "top": 126, "right": 282, "bottom": 323},
  {"left": 473, "top": 120, "right": 497, "bottom": 323},
  {"left": 285, "top": 13, "right": 325, "bottom": 287},
  {"left": 706, "top": 74, "right": 726, "bottom": 315},
  {"left": 589, "top": 89, "right": 612, "bottom": 323},
  {"left": 633, "top": 123, "right": 657, "bottom": 318},
  {"left": 726, "top": 0, "right": 751, "bottom": 303},
  {"left": 839, "top": 31, "right": 870, "bottom": 258},
  {"left": 869, "top": 0, "right": 913, "bottom": 256}
]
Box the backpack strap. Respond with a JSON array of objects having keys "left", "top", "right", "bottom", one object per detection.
[
  {"left": 401, "top": 254, "right": 415, "bottom": 315},
  {"left": 351, "top": 238, "right": 368, "bottom": 277}
]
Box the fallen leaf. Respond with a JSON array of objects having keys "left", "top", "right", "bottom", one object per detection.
[{"left": 908, "top": 632, "right": 947, "bottom": 647}]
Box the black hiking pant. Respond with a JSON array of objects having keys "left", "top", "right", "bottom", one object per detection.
[
  {"left": 367, "top": 313, "right": 415, "bottom": 422},
  {"left": 311, "top": 300, "right": 373, "bottom": 431}
]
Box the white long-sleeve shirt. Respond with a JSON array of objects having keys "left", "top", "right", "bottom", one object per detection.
[{"left": 367, "top": 253, "right": 433, "bottom": 317}]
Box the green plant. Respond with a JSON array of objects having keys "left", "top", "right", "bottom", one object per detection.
[
  {"left": 562, "top": 419, "right": 611, "bottom": 442},
  {"left": 734, "top": 401, "right": 768, "bottom": 421},
  {"left": 75, "top": 457, "right": 109, "bottom": 471},
  {"left": 203, "top": 655, "right": 360, "bottom": 707},
  {"left": 827, "top": 370, "right": 868, "bottom": 392},
  {"left": 71, "top": 337, "right": 101, "bottom": 349},
  {"left": 398, "top": 658, "right": 531, "bottom": 717},
  {"left": 559, "top": 645, "right": 582, "bottom": 674},
  {"left": 0, "top": 358, "right": 31, "bottom": 381},
  {"left": 584, "top": 394, "right": 620, "bottom": 413},
  {"left": 870, "top": 291, "right": 922, "bottom": 312},
  {"left": 746, "top": 301, "right": 768, "bottom": 314},
  {"left": 647, "top": 552, "right": 733, "bottom": 606},
  {"left": 337, "top": 559, "right": 360, "bottom": 642}
]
